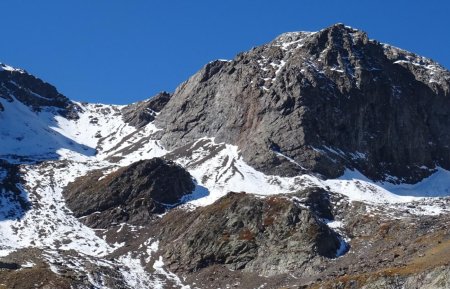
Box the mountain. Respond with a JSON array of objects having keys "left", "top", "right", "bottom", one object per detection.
[
  {"left": 1, "top": 24, "right": 450, "bottom": 289},
  {"left": 156, "top": 24, "right": 450, "bottom": 182}
]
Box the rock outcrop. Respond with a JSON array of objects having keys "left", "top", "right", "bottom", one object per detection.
[
  {"left": 0, "top": 63, "right": 79, "bottom": 119},
  {"left": 122, "top": 91, "right": 172, "bottom": 128},
  {"left": 155, "top": 24, "right": 450, "bottom": 182},
  {"left": 63, "top": 158, "right": 195, "bottom": 228},
  {"left": 159, "top": 192, "right": 341, "bottom": 277}
]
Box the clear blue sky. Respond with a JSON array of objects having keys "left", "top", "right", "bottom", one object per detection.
[{"left": 1, "top": 0, "right": 449, "bottom": 104}]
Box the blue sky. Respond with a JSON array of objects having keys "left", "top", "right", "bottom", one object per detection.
[{"left": 1, "top": 0, "right": 449, "bottom": 104}]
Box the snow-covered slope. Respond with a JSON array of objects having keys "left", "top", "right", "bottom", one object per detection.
[
  {"left": 0, "top": 97, "right": 91, "bottom": 159},
  {"left": 0, "top": 85, "right": 182, "bottom": 287},
  {"left": 166, "top": 138, "right": 450, "bottom": 217}
]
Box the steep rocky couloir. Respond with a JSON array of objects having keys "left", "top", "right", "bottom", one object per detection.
[
  {"left": 62, "top": 158, "right": 195, "bottom": 228},
  {"left": 155, "top": 23, "right": 450, "bottom": 182},
  {"left": 158, "top": 192, "right": 342, "bottom": 277}
]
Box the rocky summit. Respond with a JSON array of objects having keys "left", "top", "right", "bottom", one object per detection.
[
  {"left": 156, "top": 24, "right": 450, "bottom": 182},
  {"left": 0, "top": 24, "right": 450, "bottom": 289}
]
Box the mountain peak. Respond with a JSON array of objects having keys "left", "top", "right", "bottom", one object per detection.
[
  {"left": 273, "top": 23, "right": 367, "bottom": 47},
  {"left": 311, "top": 23, "right": 369, "bottom": 52},
  {"left": 325, "top": 22, "right": 359, "bottom": 32},
  {"left": 0, "top": 63, "right": 79, "bottom": 119},
  {"left": 156, "top": 24, "right": 450, "bottom": 183}
]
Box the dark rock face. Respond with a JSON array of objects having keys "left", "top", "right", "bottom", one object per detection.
[
  {"left": 159, "top": 192, "right": 341, "bottom": 276},
  {"left": 294, "top": 187, "right": 334, "bottom": 220},
  {"left": 0, "top": 66, "right": 79, "bottom": 119},
  {"left": 63, "top": 158, "right": 194, "bottom": 228},
  {"left": 155, "top": 24, "right": 450, "bottom": 182},
  {"left": 122, "top": 91, "right": 171, "bottom": 128},
  {"left": 0, "top": 160, "right": 30, "bottom": 220}
]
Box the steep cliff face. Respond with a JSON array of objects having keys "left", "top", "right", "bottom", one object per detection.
[{"left": 156, "top": 24, "right": 450, "bottom": 182}]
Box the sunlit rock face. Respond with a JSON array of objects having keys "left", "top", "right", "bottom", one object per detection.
[{"left": 156, "top": 24, "right": 450, "bottom": 183}]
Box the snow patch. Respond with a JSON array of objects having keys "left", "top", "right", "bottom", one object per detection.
[
  {"left": 326, "top": 220, "right": 343, "bottom": 229},
  {"left": 273, "top": 151, "right": 306, "bottom": 169},
  {"left": 0, "top": 63, "right": 25, "bottom": 73},
  {"left": 176, "top": 139, "right": 450, "bottom": 212},
  {"left": 153, "top": 256, "right": 191, "bottom": 289},
  {"left": 21, "top": 261, "right": 35, "bottom": 268},
  {"left": 118, "top": 252, "right": 159, "bottom": 288}
]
